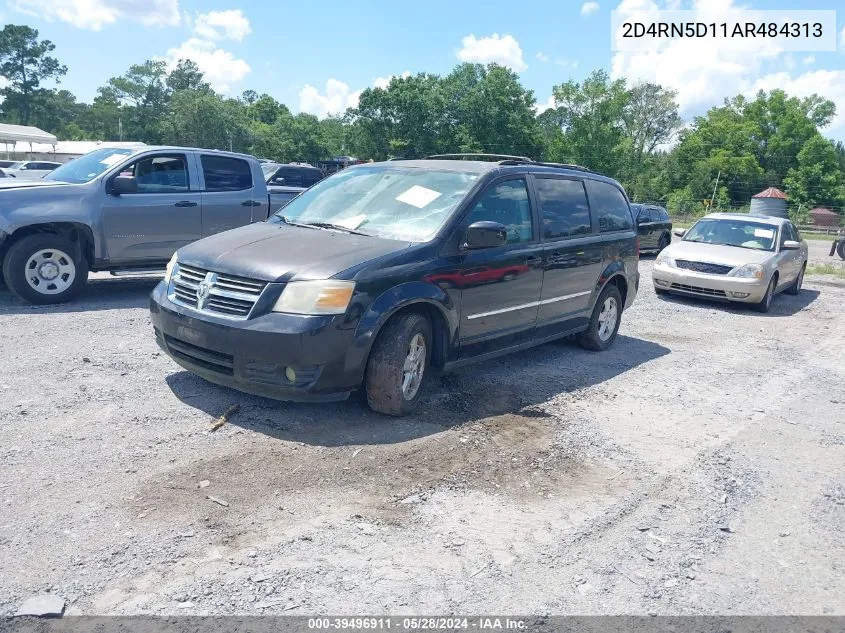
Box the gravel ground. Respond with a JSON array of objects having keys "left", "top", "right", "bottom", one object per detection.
[{"left": 1, "top": 245, "right": 844, "bottom": 616}]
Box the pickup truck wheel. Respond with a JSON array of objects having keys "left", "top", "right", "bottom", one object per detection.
[
  {"left": 365, "top": 312, "right": 431, "bottom": 416},
  {"left": 2, "top": 234, "right": 88, "bottom": 305},
  {"left": 577, "top": 284, "right": 623, "bottom": 351}
]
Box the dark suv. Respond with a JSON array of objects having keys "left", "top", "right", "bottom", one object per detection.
[
  {"left": 632, "top": 203, "right": 672, "bottom": 252},
  {"left": 150, "top": 155, "right": 639, "bottom": 416}
]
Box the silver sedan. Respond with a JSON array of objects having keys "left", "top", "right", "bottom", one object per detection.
[{"left": 652, "top": 213, "right": 808, "bottom": 313}]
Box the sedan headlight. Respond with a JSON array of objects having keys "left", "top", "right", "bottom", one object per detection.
[
  {"left": 728, "top": 263, "right": 764, "bottom": 279},
  {"left": 655, "top": 251, "right": 674, "bottom": 267},
  {"left": 273, "top": 280, "right": 356, "bottom": 315},
  {"left": 164, "top": 253, "right": 178, "bottom": 284}
]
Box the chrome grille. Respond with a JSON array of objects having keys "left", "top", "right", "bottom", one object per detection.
[{"left": 169, "top": 264, "right": 267, "bottom": 318}]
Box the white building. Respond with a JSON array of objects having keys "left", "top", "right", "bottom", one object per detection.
[{"left": 0, "top": 125, "right": 145, "bottom": 163}]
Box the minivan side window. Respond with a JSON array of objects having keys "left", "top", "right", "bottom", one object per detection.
[
  {"left": 534, "top": 177, "right": 591, "bottom": 239},
  {"left": 585, "top": 179, "right": 633, "bottom": 233},
  {"left": 201, "top": 155, "right": 252, "bottom": 192},
  {"left": 466, "top": 179, "right": 533, "bottom": 244}
]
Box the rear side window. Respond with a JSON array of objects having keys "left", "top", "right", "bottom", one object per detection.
[
  {"left": 585, "top": 179, "right": 633, "bottom": 233},
  {"left": 534, "top": 177, "right": 591, "bottom": 239},
  {"left": 201, "top": 155, "right": 252, "bottom": 192},
  {"left": 658, "top": 208, "right": 670, "bottom": 221}
]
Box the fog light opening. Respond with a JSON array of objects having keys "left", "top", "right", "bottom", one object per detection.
[
  {"left": 284, "top": 366, "right": 297, "bottom": 383},
  {"left": 731, "top": 292, "right": 750, "bottom": 298},
  {"left": 654, "top": 279, "right": 669, "bottom": 287}
]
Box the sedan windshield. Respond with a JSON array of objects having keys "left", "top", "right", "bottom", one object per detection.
[
  {"left": 684, "top": 218, "right": 778, "bottom": 251},
  {"left": 44, "top": 147, "right": 135, "bottom": 184},
  {"left": 272, "top": 165, "right": 479, "bottom": 242}
]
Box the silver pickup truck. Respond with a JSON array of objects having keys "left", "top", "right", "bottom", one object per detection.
[{"left": 0, "top": 146, "right": 281, "bottom": 304}]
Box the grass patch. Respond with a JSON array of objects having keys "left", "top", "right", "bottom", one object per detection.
[{"left": 805, "top": 264, "right": 845, "bottom": 279}]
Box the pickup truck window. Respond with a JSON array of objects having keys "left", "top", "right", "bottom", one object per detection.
[
  {"left": 201, "top": 155, "right": 252, "bottom": 192},
  {"left": 119, "top": 155, "right": 189, "bottom": 193},
  {"left": 44, "top": 147, "right": 135, "bottom": 184}
]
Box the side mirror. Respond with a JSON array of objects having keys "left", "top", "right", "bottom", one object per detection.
[
  {"left": 272, "top": 177, "right": 286, "bottom": 185},
  {"left": 782, "top": 240, "right": 801, "bottom": 250},
  {"left": 111, "top": 175, "right": 138, "bottom": 195},
  {"left": 637, "top": 215, "right": 648, "bottom": 225},
  {"left": 673, "top": 228, "right": 686, "bottom": 237},
  {"left": 465, "top": 221, "right": 508, "bottom": 249}
]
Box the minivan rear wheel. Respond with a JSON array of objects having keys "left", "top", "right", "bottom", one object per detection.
[
  {"left": 577, "top": 284, "right": 623, "bottom": 351},
  {"left": 365, "top": 312, "right": 432, "bottom": 416}
]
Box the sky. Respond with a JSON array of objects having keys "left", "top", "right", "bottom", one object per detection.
[{"left": 2, "top": 0, "right": 845, "bottom": 139}]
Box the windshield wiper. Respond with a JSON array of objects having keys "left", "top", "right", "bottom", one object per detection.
[
  {"left": 301, "top": 221, "right": 370, "bottom": 236},
  {"left": 274, "top": 215, "right": 320, "bottom": 229}
]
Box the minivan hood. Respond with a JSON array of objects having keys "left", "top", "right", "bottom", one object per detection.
[
  {"left": 177, "top": 221, "right": 412, "bottom": 282},
  {"left": 665, "top": 240, "right": 774, "bottom": 267}
]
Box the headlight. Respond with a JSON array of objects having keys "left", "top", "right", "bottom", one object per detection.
[
  {"left": 164, "top": 253, "right": 178, "bottom": 284},
  {"left": 655, "top": 251, "right": 674, "bottom": 267},
  {"left": 729, "top": 263, "right": 764, "bottom": 279},
  {"left": 272, "top": 280, "right": 356, "bottom": 315}
]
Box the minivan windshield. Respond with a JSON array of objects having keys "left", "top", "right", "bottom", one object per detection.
[
  {"left": 684, "top": 218, "right": 778, "bottom": 251},
  {"left": 272, "top": 165, "right": 479, "bottom": 242},
  {"left": 44, "top": 147, "right": 136, "bottom": 184}
]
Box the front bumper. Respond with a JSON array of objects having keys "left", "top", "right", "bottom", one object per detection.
[
  {"left": 652, "top": 263, "right": 767, "bottom": 303},
  {"left": 149, "top": 282, "right": 362, "bottom": 402}
]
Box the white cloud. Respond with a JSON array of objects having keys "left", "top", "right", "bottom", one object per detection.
[
  {"left": 535, "top": 95, "right": 557, "bottom": 113},
  {"left": 802, "top": 56, "right": 815, "bottom": 66},
  {"left": 163, "top": 38, "right": 250, "bottom": 93},
  {"left": 581, "top": 2, "right": 600, "bottom": 16},
  {"left": 456, "top": 33, "right": 528, "bottom": 72},
  {"left": 299, "top": 79, "right": 363, "bottom": 118},
  {"left": 192, "top": 9, "right": 251, "bottom": 41},
  {"left": 373, "top": 71, "right": 411, "bottom": 90},
  {"left": 536, "top": 52, "right": 550, "bottom": 62},
  {"left": 9, "top": 0, "right": 180, "bottom": 30},
  {"left": 610, "top": 0, "right": 845, "bottom": 139}
]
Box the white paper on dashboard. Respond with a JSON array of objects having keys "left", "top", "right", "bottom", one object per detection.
[
  {"left": 396, "top": 185, "right": 442, "bottom": 209},
  {"left": 753, "top": 228, "right": 774, "bottom": 239},
  {"left": 99, "top": 154, "right": 126, "bottom": 166},
  {"left": 334, "top": 214, "right": 367, "bottom": 229}
]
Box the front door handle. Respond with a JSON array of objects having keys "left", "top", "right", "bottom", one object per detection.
[
  {"left": 174, "top": 201, "right": 198, "bottom": 208},
  {"left": 242, "top": 200, "right": 263, "bottom": 207}
]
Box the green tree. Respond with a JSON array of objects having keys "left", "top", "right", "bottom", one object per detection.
[
  {"left": 548, "top": 69, "right": 629, "bottom": 175},
  {"left": 0, "top": 24, "right": 67, "bottom": 124},
  {"left": 103, "top": 60, "right": 169, "bottom": 142},
  {"left": 783, "top": 134, "right": 845, "bottom": 210},
  {"left": 166, "top": 59, "right": 210, "bottom": 93}
]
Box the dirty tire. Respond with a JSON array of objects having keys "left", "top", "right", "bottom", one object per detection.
[
  {"left": 657, "top": 233, "right": 670, "bottom": 253},
  {"left": 2, "top": 234, "right": 88, "bottom": 305},
  {"left": 837, "top": 240, "right": 845, "bottom": 260},
  {"left": 577, "top": 284, "right": 623, "bottom": 351},
  {"left": 365, "top": 312, "right": 432, "bottom": 417},
  {"left": 753, "top": 274, "right": 777, "bottom": 313},
  {"left": 786, "top": 263, "right": 805, "bottom": 296}
]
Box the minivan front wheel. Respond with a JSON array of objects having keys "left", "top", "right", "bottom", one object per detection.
[
  {"left": 578, "top": 285, "right": 623, "bottom": 351},
  {"left": 365, "top": 312, "right": 432, "bottom": 416},
  {"left": 2, "top": 234, "right": 88, "bottom": 305}
]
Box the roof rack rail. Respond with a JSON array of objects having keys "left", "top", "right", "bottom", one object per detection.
[
  {"left": 425, "top": 153, "right": 535, "bottom": 163},
  {"left": 529, "top": 161, "right": 593, "bottom": 173}
]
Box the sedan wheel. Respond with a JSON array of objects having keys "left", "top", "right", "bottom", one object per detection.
[{"left": 753, "top": 275, "right": 777, "bottom": 313}]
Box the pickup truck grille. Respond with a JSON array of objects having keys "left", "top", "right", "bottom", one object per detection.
[{"left": 170, "top": 264, "right": 267, "bottom": 318}]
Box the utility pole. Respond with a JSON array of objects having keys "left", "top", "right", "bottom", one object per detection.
[
  {"left": 711, "top": 171, "right": 721, "bottom": 211},
  {"left": 118, "top": 117, "right": 123, "bottom": 142}
]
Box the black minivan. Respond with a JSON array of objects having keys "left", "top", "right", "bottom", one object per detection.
[{"left": 150, "top": 155, "right": 639, "bottom": 415}]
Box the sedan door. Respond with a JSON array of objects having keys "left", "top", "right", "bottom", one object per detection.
[
  {"left": 100, "top": 152, "right": 202, "bottom": 263},
  {"left": 457, "top": 177, "right": 544, "bottom": 358}
]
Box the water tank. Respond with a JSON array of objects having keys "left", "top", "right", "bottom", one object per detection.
[{"left": 750, "top": 187, "right": 788, "bottom": 218}]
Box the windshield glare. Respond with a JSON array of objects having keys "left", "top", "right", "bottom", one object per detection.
[
  {"left": 273, "top": 166, "right": 479, "bottom": 242},
  {"left": 684, "top": 218, "right": 778, "bottom": 251},
  {"left": 261, "top": 163, "right": 280, "bottom": 178},
  {"left": 44, "top": 147, "right": 135, "bottom": 184}
]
